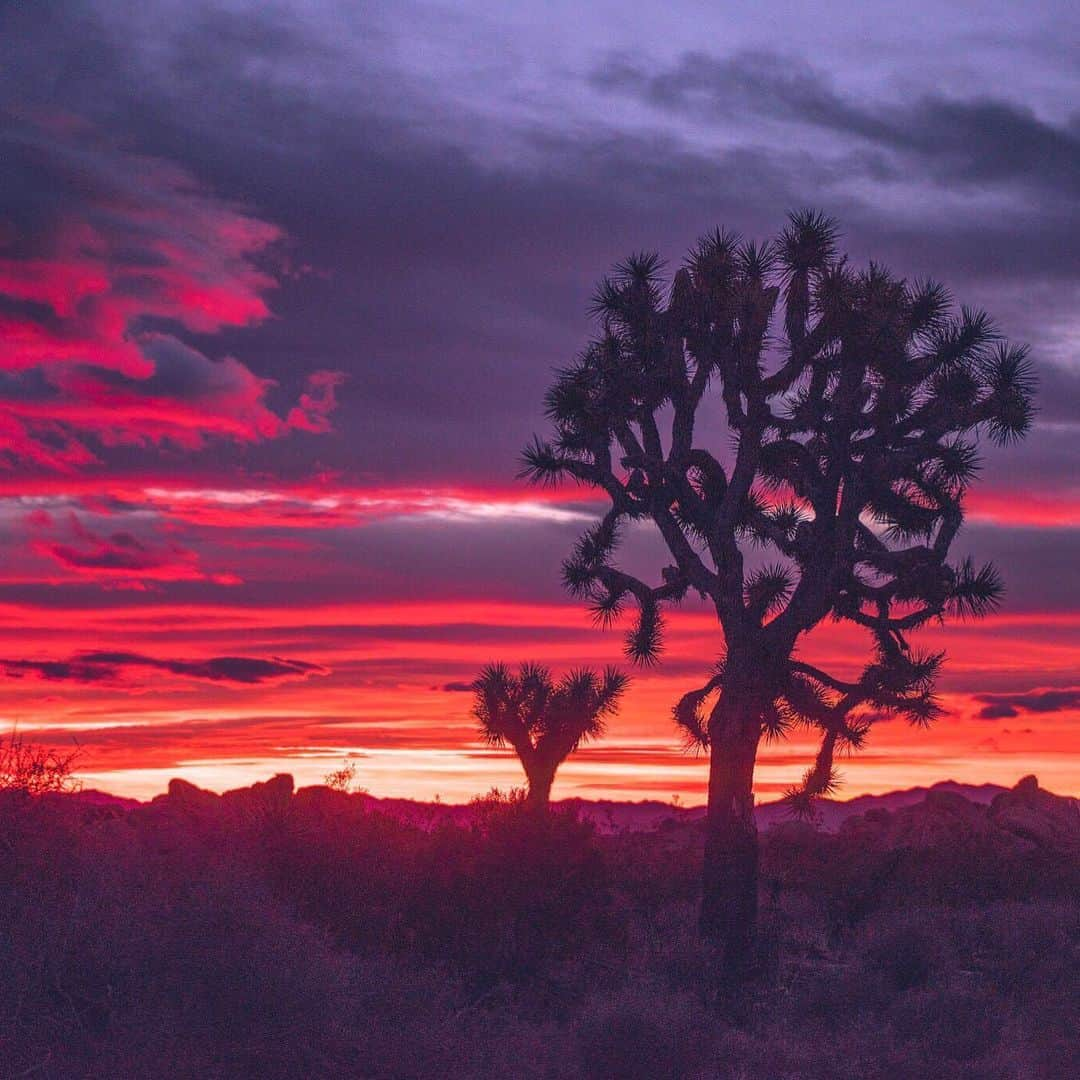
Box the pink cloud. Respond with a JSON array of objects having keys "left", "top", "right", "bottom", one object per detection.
[
  {"left": 0, "top": 124, "right": 340, "bottom": 467},
  {"left": 287, "top": 370, "right": 347, "bottom": 434},
  {"left": 29, "top": 512, "right": 241, "bottom": 586}
]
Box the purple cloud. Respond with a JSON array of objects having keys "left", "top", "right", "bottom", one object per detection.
[
  {"left": 1, "top": 652, "right": 328, "bottom": 686},
  {"left": 975, "top": 688, "right": 1080, "bottom": 720}
]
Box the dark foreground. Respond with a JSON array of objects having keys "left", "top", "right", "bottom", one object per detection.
[{"left": 2, "top": 777, "right": 1077, "bottom": 1079}]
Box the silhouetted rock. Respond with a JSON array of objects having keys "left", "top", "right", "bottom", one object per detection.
[
  {"left": 988, "top": 775, "right": 1080, "bottom": 853},
  {"left": 165, "top": 777, "right": 221, "bottom": 812},
  {"left": 294, "top": 784, "right": 352, "bottom": 812},
  {"left": 222, "top": 771, "right": 293, "bottom": 804},
  {"left": 221, "top": 773, "right": 294, "bottom": 827},
  {"left": 756, "top": 780, "right": 1010, "bottom": 833},
  {"left": 824, "top": 775, "right": 1080, "bottom": 862},
  {"left": 71, "top": 788, "right": 140, "bottom": 810},
  {"left": 839, "top": 785, "right": 998, "bottom": 851}
]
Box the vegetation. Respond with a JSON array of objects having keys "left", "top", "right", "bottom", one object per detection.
[
  {"left": 324, "top": 758, "right": 364, "bottom": 794},
  {"left": 521, "top": 210, "right": 1035, "bottom": 966},
  {"left": 0, "top": 781, "right": 1076, "bottom": 1078},
  {"left": 0, "top": 725, "right": 81, "bottom": 797},
  {"left": 471, "top": 663, "right": 628, "bottom": 807}
]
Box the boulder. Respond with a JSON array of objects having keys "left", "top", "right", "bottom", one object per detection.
[
  {"left": 222, "top": 772, "right": 294, "bottom": 825},
  {"left": 840, "top": 785, "right": 997, "bottom": 851},
  {"left": 988, "top": 775, "right": 1080, "bottom": 853},
  {"left": 166, "top": 777, "right": 221, "bottom": 810}
]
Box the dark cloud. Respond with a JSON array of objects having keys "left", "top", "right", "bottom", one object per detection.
[
  {"left": 442, "top": 681, "right": 474, "bottom": 693},
  {"left": 975, "top": 688, "right": 1080, "bottom": 720},
  {"left": 0, "top": 118, "right": 349, "bottom": 469},
  {"left": 4, "top": 1, "right": 1074, "bottom": 496},
  {"left": 0, "top": 657, "right": 117, "bottom": 683},
  {"left": 1029, "top": 363, "right": 1080, "bottom": 426},
  {"left": 0, "top": 651, "right": 327, "bottom": 685},
  {"left": 591, "top": 49, "right": 1080, "bottom": 198},
  {"left": 952, "top": 524, "right": 1080, "bottom": 614}
]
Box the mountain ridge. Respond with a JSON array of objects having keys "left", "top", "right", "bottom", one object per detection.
[{"left": 66, "top": 776, "right": 1077, "bottom": 836}]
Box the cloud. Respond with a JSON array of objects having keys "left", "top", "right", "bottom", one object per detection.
[
  {"left": 69, "top": 484, "right": 597, "bottom": 530},
  {"left": 0, "top": 122, "right": 278, "bottom": 366},
  {"left": 4, "top": 3, "right": 1077, "bottom": 498},
  {"left": 975, "top": 688, "right": 1080, "bottom": 720},
  {"left": 442, "top": 681, "right": 473, "bottom": 692},
  {"left": 0, "top": 120, "right": 341, "bottom": 469},
  {"left": 28, "top": 512, "right": 238, "bottom": 586},
  {"left": 0, "top": 650, "right": 328, "bottom": 686},
  {"left": 591, "top": 49, "right": 1080, "bottom": 199},
  {"left": 286, "top": 370, "right": 347, "bottom": 434}
]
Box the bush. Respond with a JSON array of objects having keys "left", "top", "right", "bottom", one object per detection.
[
  {"left": 576, "top": 985, "right": 716, "bottom": 1080},
  {"left": 1, "top": 782, "right": 1077, "bottom": 1078}
]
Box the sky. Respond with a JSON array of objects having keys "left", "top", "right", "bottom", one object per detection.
[{"left": 0, "top": 0, "right": 1077, "bottom": 802}]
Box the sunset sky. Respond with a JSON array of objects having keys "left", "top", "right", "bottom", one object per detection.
[{"left": 1, "top": 1, "right": 1077, "bottom": 802}]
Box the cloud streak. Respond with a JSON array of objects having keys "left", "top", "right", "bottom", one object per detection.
[
  {"left": 975, "top": 688, "right": 1080, "bottom": 720},
  {"left": 1, "top": 650, "right": 327, "bottom": 686}
]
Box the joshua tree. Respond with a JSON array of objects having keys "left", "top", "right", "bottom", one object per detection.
[
  {"left": 472, "top": 663, "right": 628, "bottom": 807},
  {"left": 521, "top": 211, "right": 1034, "bottom": 968}
]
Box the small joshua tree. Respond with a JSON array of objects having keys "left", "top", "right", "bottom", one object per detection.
[
  {"left": 472, "top": 663, "right": 628, "bottom": 808},
  {"left": 521, "top": 210, "right": 1034, "bottom": 968}
]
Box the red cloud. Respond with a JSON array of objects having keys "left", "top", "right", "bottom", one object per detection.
[
  {"left": 0, "top": 123, "right": 341, "bottom": 467},
  {"left": 287, "top": 370, "right": 347, "bottom": 434},
  {"left": 29, "top": 512, "right": 240, "bottom": 586}
]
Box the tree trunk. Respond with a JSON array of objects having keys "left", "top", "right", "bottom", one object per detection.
[
  {"left": 700, "top": 705, "right": 760, "bottom": 976},
  {"left": 525, "top": 764, "right": 555, "bottom": 809}
]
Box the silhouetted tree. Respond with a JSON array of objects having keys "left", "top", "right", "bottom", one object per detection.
[
  {"left": 472, "top": 663, "right": 628, "bottom": 807},
  {"left": 521, "top": 210, "right": 1035, "bottom": 969}
]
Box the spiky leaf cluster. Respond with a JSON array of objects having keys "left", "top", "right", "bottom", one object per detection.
[{"left": 471, "top": 662, "right": 628, "bottom": 773}]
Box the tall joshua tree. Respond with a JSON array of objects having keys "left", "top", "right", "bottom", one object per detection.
[
  {"left": 521, "top": 211, "right": 1035, "bottom": 968},
  {"left": 472, "top": 663, "right": 628, "bottom": 807}
]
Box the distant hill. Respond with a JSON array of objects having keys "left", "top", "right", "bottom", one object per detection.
[
  {"left": 552, "top": 780, "right": 1013, "bottom": 834},
  {"left": 69, "top": 788, "right": 142, "bottom": 811},
  {"left": 276, "top": 781, "right": 1015, "bottom": 834},
  {"left": 65, "top": 777, "right": 1078, "bottom": 853}
]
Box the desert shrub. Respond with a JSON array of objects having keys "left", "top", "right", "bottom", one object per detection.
[
  {"left": 0, "top": 794, "right": 88, "bottom": 1053},
  {"left": 604, "top": 827, "right": 701, "bottom": 941},
  {"left": 408, "top": 799, "right": 622, "bottom": 982},
  {"left": 576, "top": 984, "right": 717, "bottom": 1080},
  {"left": 859, "top": 911, "right": 951, "bottom": 993},
  {"left": 2, "top": 784, "right": 1078, "bottom": 1078},
  {"left": 0, "top": 799, "right": 356, "bottom": 1077},
  {"left": 0, "top": 727, "right": 81, "bottom": 796},
  {"left": 323, "top": 758, "right": 364, "bottom": 793},
  {"left": 270, "top": 796, "right": 424, "bottom": 949},
  {"left": 888, "top": 984, "right": 1002, "bottom": 1064},
  {"left": 968, "top": 901, "right": 1079, "bottom": 999},
  {"left": 270, "top": 790, "right": 623, "bottom": 984}
]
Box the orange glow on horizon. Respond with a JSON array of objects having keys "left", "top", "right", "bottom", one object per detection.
[{"left": 2, "top": 594, "right": 1074, "bottom": 802}]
